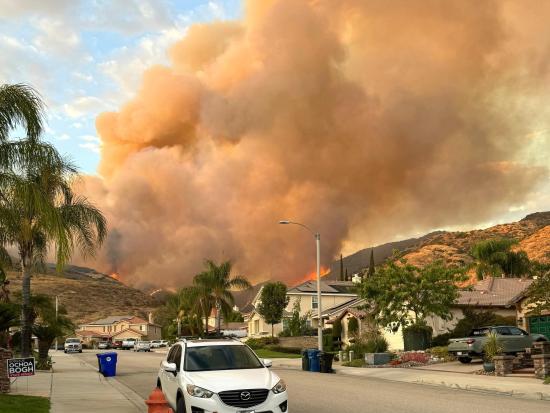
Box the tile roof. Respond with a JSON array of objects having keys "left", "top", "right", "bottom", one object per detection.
[
  {"left": 87, "top": 315, "right": 133, "bottom": 325},
  {"left": 311, "top": 298, "right": 366, "bottom": 319},
  {"left": 287, "top": 280, "right": 357, "bottom": 295},
  {"left": 457, "top": 277, "right": 533, "bottom": 307},
  {"left": 76, "top": 330, "right": 110, "bottom": 337}
]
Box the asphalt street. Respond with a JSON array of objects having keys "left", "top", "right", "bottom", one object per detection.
[{"left": 74, "top": 350, "right": 550, "bottom": 413}]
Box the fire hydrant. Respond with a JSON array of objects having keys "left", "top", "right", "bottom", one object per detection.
[{"left": 145, "top": 387, "right": 174, "bottom": 413}]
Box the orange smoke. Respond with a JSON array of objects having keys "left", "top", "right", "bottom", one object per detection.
[{"left": 77, "top": 0, "right": 549, "bottom": 288}]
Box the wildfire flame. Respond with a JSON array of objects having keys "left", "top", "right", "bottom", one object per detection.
[
  {"left": 299, "top": 266, "right": 330, "bottom": 284},
  {"left": 109, "top": 272, "right": 121, "bottom": 281}
]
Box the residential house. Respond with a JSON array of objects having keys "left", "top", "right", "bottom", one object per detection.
[
  {"left": 247, "top": 280, "right": 358, "bottom": 337},
  {"left": 77, "top": 314, "right": 162, "bottom": 344}
]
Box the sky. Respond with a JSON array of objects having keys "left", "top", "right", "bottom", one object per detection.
[{"left": 0, "top": 0, "right": 242, "bottom": 172}]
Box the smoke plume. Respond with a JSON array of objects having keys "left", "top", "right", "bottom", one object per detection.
[{"left": 80, "top": 0, "right": 549, "bottom": 288}]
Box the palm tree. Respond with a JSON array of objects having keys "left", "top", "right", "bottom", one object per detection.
[
  {"left": 0, "top": 141, "right": 107, "bottom": 356},
  {"left": 170, "top": 287, "right": 203, "bottom": 337},
  {"left": 0, "top": 83, "right": 44, "bottom": 142},
  {"left": 194, "top": 260, "right": 251, "bottom": 334}
]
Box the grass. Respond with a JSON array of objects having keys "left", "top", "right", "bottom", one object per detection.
[
  {"left": 342, "top": 359, "right": 365, "bottom": 367},
  {"left": 0, "top": 394, "right": 50, "bottom": 413},
  {"left": 544, "top": 376, "right": 550, "bottom": 385},
  {"left": 255, "top": 349, "right": 301, "bottom": 359}
]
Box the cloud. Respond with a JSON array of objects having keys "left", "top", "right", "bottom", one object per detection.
[
  {"left": 80, "top": 135, "right": 101, "bottom": 143},
  {"left": 79, "top": 142, "right": 101, "bottom": 153},
  {"left": 63, "top": 96, "right": 109, "bottom": 118}
]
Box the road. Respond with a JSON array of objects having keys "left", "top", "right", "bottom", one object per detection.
[{"left": 74, "top": 350, "right": 550, "bottom": 413}]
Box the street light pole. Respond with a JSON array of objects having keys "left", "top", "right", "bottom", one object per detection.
[
  {"left": 55, "top": 296, "right": 58, "bottom": 351},
  {"left": 279, "top": 220, "right": 323, "bottom": 351}
]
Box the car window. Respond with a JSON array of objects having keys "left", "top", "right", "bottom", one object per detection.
[
  {"left": 173, "top": 346, "right": 182, "bottom": 371},
  {"left": 184, "top": 345, "right": 264, "bottom": 372},
  {"left": 470, "top": 328, "right": 490, "bottom": 336},
  {"left": 508, "top": 327, "right": 526, "bottom": 336},
  {"left": 496, "top": 327, "right": 512, "bottom": 335},
  {"left": 167, "top": 345, "right": 178, "bottom": 363}
]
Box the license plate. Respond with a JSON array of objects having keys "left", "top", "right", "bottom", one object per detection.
[{"left": 457, "top": 352, "right": 463, "bottom": 355}]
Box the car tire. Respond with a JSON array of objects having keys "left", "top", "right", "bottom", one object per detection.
[
  {"left": 79, "top": 350, "right": 82, "bottom": 353},
  {"left": 458, "top": 357, "right": 472, "bottom": 364},
  {"left": 176, "top": 395, "right": 185, "bottom": 413},
  {"left": 64, "top": 350, "right": 67, "bottom": 353}
]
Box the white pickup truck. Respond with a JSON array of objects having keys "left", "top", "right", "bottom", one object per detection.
[
  {"left": 64, "top": 338, "right": 82, "bottom": 353},
  {"left": 121, "top": 338, "right": 137, "bottom": 350}
]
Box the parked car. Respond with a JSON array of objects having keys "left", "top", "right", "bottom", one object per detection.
[
  {"left": 121, "top": 338, "right": 137, "bottom": 350},
  {"left": 150, "top": 340, "right": 161, "bottom": 348},
  {"left": 134, "top": 340, "right": 152, "bottom": 352},
  {"left": 64, "top": 338, "right": 83, "bottom": 353},
  {"left": 159, "top": 340, "right": 169, "bottom": 347},
  {"left": 157, "top": 338, "right": 287, "bottom": 413},
  {"left": 111, "top": 341, "right": 122, "bottom": 349},
  {"left": 448, "top": 325, "right": 548, "bottom": 363},
  {"left": 98, "top": 341, "right": 111, "bottom": 350}
]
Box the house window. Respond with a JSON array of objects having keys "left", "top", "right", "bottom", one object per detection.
[
  {"left": 254, "top": 320, "right": 260, "bottom": 333},
  {"left": 140, "top": 325, "right": 145, "bottom": 331},
  {"left": 312, "top": 295, "right": 318, "bottom": 310},
  {"left": 306, "top": 319, "right": 312, "bottom": 329},
  {"left": 283, "top": 318, "right": 289, "bottom": 330},
  {"left": 103, "top": 326, "right": 105, "bottom": 332}
]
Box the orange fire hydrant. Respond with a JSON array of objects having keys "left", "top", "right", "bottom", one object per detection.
[{"left": 145, "top": 387, "right": 174, "bottom": 413}]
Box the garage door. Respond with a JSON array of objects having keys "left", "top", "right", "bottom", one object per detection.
[{"left": 529, "top": 315, "right": 550, "bottom": 340}]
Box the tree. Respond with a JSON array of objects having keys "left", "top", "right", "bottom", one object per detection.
[
  {"left": 367, "top": 249, "right": 375, "bottom": 277},
  {"left": 523, "top": 270, "right": 550, "bottom": 316},
  {"left": 194, "top": 260, "right": 251, "bottom": 334},
  {"left": 286, "top": 298, "right": 310, "bottom": 336},
  {"left": 257, "top": 282, "right": 289, "bottom": 336},
  {"left": 0, "top": 83, "right": 44, "bottom": 142},
  {"left": 360, "top": 258, "right": 466, "bottom": 331},
  {"left": 332, "top": 318, "right": 342, "bottom": 339},
  {"left": 0, "top": 139, "right": 107, "bottom": 356},
  {"left": 471, "top": 238, "right": 531, "bottom": 279},
  {"left": 348, "top": 317, "right": 359, "bottom": 336},
  {"left": 340, "top": 254, "right": 344, "bottom": 281},
  {"left": 28, "top": 294, "right": 73, "bottom": 366}
]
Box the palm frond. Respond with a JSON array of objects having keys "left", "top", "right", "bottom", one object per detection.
[{"left": 0, "top": 83, "right": 45, "bottom": 142}]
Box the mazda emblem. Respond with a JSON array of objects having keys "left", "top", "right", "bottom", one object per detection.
[{"left": 240, "top": 391, "right": 251, "bottom": 401}]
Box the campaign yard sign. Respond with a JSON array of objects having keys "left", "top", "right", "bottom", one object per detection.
[{"left": 7, "top": 357, "right": 35, "bottom": 378}]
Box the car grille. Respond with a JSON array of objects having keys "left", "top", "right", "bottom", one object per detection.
[{"left": 218, "top": 389, "right": 269, "bottom": 408}]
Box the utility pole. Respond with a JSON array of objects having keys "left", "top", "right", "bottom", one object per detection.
[{"left": 55, "top": 296, "right": 59, "bottom": 351}]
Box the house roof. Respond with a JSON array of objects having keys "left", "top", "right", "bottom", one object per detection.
[
  {"left": 457, "top": 277, "right": 533, "bottom": 307},
  {"left": 111, "top": 328, "right": 145, "bottom": 338},
  {"left": 311, "top": 298, "right": 367, "bottom": 320},
  {"left": 76, "top": 330, "right": 110, "bottom": 338},
  {"left": 287, "top": 280, "right": 357, "bottom": 295},
  {"left": 125, "top": 316, "right": 149, "bottom": 325},
  {"left": 87, "top": 315, "right": 133, "bottom": 325},
  {"left": 223, "top": 322, "right": 247, "bottom": 330}
]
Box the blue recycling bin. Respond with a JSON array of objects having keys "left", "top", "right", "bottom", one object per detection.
[
  {"left": 307, "top": 349, "right": 320, "bottom": 372},
  {"left": 96, "top": 352, "right": 118, "bottom": 377}
]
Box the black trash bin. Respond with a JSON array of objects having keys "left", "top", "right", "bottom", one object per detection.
[
  {"left": 301, "top": 349, "right": 310, "bottom": 371},
  {"left": 319, "top": 352, "right": 334, "bottom": 373}
]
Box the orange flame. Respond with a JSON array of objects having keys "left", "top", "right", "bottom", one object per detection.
[
  {"left": 298, "top": 266, "right": 329, "bottom": 284},
  {"left": 109, "top": 272, "right": 121, "bottom": 281}
]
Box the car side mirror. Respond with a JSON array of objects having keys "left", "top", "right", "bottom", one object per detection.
[
  {"left": 162, "top": 360, "right": 177, "bottom": 375},
  {"left": 263, "top": 358, "right": 273, "bottom": 368}
]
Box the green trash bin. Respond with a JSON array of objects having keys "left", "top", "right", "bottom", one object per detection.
[
  {"left": 319, "top": 352, "right": 334, "bottom": 373},
  {"left": 301, "top": 349, "right": 310, "bottom": 371}
]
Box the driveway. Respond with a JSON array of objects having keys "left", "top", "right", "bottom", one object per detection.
[
  {"left": 74, "top": 351, "right": 550, "bottom": 413},
  {"left": 415, "top": 359, "right": 483, "bottom": 373}
]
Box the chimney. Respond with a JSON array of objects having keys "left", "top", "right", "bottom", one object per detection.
[{"left": 148, "top": 312, "right": 154, "bottom": 324}]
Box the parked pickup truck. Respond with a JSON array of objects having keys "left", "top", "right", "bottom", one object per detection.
[
  {"left": 121, "top": 338, "right": 137, "bottom": 350},
  {"left": 448, "top": 325, "right": 548, "bottom": 364},
  {"left": 64, "top": 338, "right": 82, "bottom": 353}
]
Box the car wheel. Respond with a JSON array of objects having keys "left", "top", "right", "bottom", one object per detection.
[
  {"left": 458, "top": 357, "right": 472, "bottom": 364},
  {"left": 64, "top": 350, "right": 67, "bottom": 353},
  {"left": 79, "top": 350, "right": 82, "bottom": 353},
  {"left": 176, "top": 395, "right": 185, "bottom": 413}
]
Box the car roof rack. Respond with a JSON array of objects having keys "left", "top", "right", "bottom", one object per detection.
[{"left": 177, "top": 335, "right": 240, "bottom": 343}]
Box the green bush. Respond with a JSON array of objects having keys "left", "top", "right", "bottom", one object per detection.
[
  {"left": 348, "top": 318, "right": 359, "bottom": 335},
  {"left": 365, "top": 336, "right": 389, "bottom": 353},
  {"left": 403, "top": 323, "right": 432, "bottom": 351},
  {"left": 431, "top": 333, "right": 452, "bottom": 347},
  {"left": 245, "top": 337, "right": 279, "bottom": 349},
  {"left": 332, "top": 319, "right": 342, "bottom": 339},
  {"left": 265, "top": 345, "right": 302, "bottom": 354},
  {"left": 427, "top": 346, "right": 455, "bottom": 361},
  {"left": 543, "top": 376, "right": 550, "bottom": 385}
]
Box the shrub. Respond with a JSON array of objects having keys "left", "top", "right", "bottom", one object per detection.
[
  {"left": 245, "top": 337, "right": 279, "bottom": 349},
  {"left": 543, "top": 376, "right": 550, "bottom": 385},
  {"left": 427, "top": 346, "right": 455, "bottom": 361},
  {"left": 403, "top": 323, "right": 432, "bottom": 351},
  {"left": 348, "top": 318, "right": 359, "bottom": 335},
  {"left": 431, "top": 333, "right": 452, "bottom": 347},
  {"left": 265, "top": 345, "right": 302, "bottom": 354},
  {"left": 400, "top": 352, "right": 430, "bottom": 364},
  {"left": 332, "top": 319, "right": 342, "bottom": 339}
]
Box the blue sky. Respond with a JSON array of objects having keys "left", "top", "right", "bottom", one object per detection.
[{"left": 0, "top": 0, "right": 242, "bottom": 173}]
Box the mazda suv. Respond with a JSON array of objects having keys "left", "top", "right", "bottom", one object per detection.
[{"left": 157, "top": 338, "right": 288, "bottom": 413}]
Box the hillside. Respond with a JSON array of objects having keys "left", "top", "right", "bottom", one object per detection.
[
  {"left": 327, "top": 212, "right": 550, "bottom": 279},
  {"left": 7, "top": 265, "right": 158, "bottom": 325}
]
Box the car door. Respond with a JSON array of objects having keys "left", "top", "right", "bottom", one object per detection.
[
  {"left": 508, "top": 327, "right": 531, "bottom": 351},
  {"left": 163, "top": 345, "right": 180, "bottom": 407},
  {"left": 495, "top": 327, "right": 514, "bottom": 353}
]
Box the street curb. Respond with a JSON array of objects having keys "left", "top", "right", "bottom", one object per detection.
[
  {"left": 274, "top": 363, "right": 550, "bottom": 402},
  {"left": 75, "top": 355, "right": 148, "bottom": 412}
]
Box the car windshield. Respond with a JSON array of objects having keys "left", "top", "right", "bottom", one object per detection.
[
  {"left": 185, "top": 345, "right": 264, "bottom": 372},
  {"left": 469, "top": 328, "right": 490, "bottom": 336},
  {"left": 66, "top": 339, "right": 79, "bottom": 343}
]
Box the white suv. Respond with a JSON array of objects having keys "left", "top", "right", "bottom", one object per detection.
[{"left": 157, "top": 339, "right": 288, "bottom": 413}]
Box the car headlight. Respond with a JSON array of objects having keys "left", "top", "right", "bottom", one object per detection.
[
  {"left": 186, "top": 384, "right": 214, "bottom": 398},
  {"left": 271, "top": 379, "right": 287, "bottom": 394}
]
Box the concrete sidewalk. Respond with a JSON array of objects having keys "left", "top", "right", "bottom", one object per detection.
[
  {"left": 12, "top": 351, "right": 146, "bottom": 412},
  {"left": 271, "top": 358, "right": 550, "bottom": 401}
]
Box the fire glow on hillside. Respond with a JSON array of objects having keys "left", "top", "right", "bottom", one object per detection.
[{"left": 77, "top": 0, "right": 549, "bottom": 288}]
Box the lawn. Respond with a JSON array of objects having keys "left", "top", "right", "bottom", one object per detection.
[
  {"left": 255, "top": 349, "right": 301, "bottom": 359},
  {"left": 0, "top": 394, "right": 50, "bottom": 413}
]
